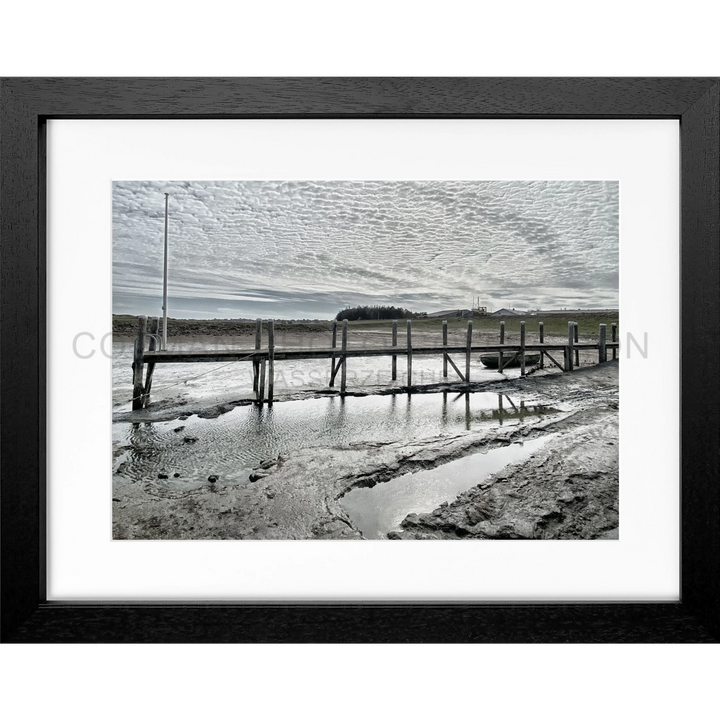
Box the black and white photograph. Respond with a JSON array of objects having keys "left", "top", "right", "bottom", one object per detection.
[
  {"left": 1, "top": 40, "right": 718, "bottom": 720},
  {"left": 112, "top": 179, "right": 619, "bottom": 540}
]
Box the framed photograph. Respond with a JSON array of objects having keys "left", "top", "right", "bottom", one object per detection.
[{"left": 1, "top": 78, "right": 718, "bottom": 641}]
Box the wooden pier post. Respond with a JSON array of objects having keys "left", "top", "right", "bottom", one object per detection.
[
  {"left": 539, "top": 322, "right": 544, "bottom": 369},
  {"left": 267, "top": 319, "right": 275, "bottom": 404},
  {"left": 599, "top": 323, "right": 607, "bottom": 363},
  {"left": 406, "top": 319, "right": 413, "bottom": 390},
  {"left": 442, "top": 320, "right": 448, "bottom": 378},
  {"left": 392, "top": 319, "right": 398, "bottom": 381},
  {"left": 258, "top": 359, "right": 266, "bottom": 405},
  {"left": 520, "top": 321, "right": 526, "bottom": 376},
  {"left": 142, "top": 316, "right": 159, "bottom": 406},
  {"left": 465, "top": 320, "right": 472, "bottom": 383},
  {"left": 611, "top": 323, "right": 617, "bottom": 360},
  {"left": 498, "top": 321, "right": 505, "bottom": 374},
  {"left": 574, "top": 322, "right": 579, "bottom": 367},
  {"left": 253, "top": 318, "right": 262, "bottom": 394},
  {"left": 565, "top": 321, "right": 574, "bottom": 371},
  {"left": 132, "top": 315, "right": 147, "bottom": 410},
  {"left": 340, "top": 319, "right": 348, "bottom": 395},
  {"left": 329, "top": 320, "right": 338, "bottom": 386}
]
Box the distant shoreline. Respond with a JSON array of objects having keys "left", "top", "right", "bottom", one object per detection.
[{"left": 113, "top": 311, "right": 620, "bottom": 339}]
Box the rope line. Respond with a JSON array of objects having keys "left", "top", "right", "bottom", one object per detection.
[{"left": 137, "top": 353, "right": 258, "bottom": 400}]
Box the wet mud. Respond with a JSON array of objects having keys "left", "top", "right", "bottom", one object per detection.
[{"left": 112, "top": 362, "right": 618, "bottom": 540}]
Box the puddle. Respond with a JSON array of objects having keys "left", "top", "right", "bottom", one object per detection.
[
  {"left": 341, "top": 435, "right": 551, "bottom": 539},
  {"left": 113, "top": 392, "right": 558, "bottom": 492}
]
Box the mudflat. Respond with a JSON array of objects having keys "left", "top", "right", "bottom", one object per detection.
[{"left": 112, "top": 361, "right": 618, "bottom": 540}]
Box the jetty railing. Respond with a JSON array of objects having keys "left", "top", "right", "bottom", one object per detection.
[{"left": 130, "top": 317, "right": 619, "bottom": 409}]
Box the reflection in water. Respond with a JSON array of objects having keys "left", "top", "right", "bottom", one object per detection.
[
  {"left": 113, "top": 392, "right": 557, "bottom": 492},
  {"left": 341, "top": 435, "right": 552, "bottom": 539}
]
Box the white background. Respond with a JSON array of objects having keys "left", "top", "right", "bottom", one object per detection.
[{"left": 48, "top": 118, "right": 678, "bottom": 602}]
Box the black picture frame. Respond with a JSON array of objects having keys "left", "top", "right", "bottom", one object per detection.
[{"left": 1, "top": 77, "right": 718, "bottom": 643}]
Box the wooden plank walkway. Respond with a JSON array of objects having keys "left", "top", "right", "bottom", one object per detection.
[
  {"left": 142, "top": 343, "right": 614, "bottom": 363},
  {"left": 130, "top": 315, "right": 619, "bottom": 409}
]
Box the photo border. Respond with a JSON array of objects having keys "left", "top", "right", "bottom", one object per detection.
[{"left": 1, "top": 77, "right": 718, "bottom": 642}]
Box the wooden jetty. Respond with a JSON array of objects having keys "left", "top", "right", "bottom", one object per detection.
[{"left": 131, "top": 317, "right": 619, "bottom": 410}]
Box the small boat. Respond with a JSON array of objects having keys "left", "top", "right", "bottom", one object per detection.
[{"left": 480, "top": 352, "right": 541, "bottom": 369}]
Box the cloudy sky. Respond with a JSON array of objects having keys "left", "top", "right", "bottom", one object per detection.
[{"left": 112, "top": 180, "right": 618, "bottom": 319}]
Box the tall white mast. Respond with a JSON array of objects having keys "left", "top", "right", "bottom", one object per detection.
[{"left": 162, "top": 192, "right": 169, "bottom": 349}]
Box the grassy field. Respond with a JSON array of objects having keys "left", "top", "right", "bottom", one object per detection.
[
  {"left": 113, "top": 315, "right": 334, "bottom": 336},
  {"left": 113, "top": 311, "right": 619, "bottom": 339},
  {"left": 338, "top": 312, "right": 618, "bottom": 337}
]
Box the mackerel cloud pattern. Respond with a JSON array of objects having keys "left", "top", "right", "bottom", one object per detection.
[{"left": 113, "top": 180, "right": 619, "bottom": 319}]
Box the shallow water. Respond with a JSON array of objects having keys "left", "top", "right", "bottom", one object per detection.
[
  {"left": 341, "top": 435, "right": 551, "bottom": 539},
  {"left": 113, "top": 391, "right": 557, "bottom": 492}
]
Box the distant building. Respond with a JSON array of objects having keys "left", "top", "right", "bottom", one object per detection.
[
  {"left": 533, "top": 308, "right": 619, "bottom": 315},
  {"left": 426, "top": 309, "right": 474, "bottom": 319},
  {"left": 489, "top": 308, "right": 523, "bottom": 317}
]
